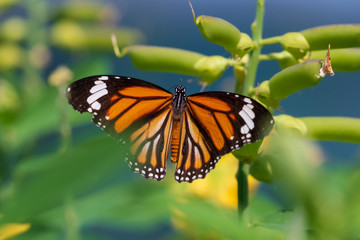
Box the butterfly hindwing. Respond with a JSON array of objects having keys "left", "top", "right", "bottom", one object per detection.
[
  {"left": 173, "top": 92, "right": 274, "bottom": 183},
  {"left": 66, "top": 75, "right": 174, "bottom": 180}
]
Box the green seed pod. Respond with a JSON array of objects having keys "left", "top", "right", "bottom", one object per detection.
[
  {"left": 310, "top": 48, "right": 360, "bottom": 72},
  {"left": 122, "top": 45, "right": 230, "bottom": 83},
  {"left": 301, "top": 24, "right": 360, "bottom": 50},
  {"left": 233, "top": 65, "right": 246, "bottom": 93},
  {"left": 0, "top": 17, "right": 26, "bottom": 42},
  {"left": 51, "top": 21, "right": 86, "bottom": 50},
  {"left": 51, "top": 21, "right": 144, "bottom": 51},
  {"left": 275, "top": 114, "right": 307, "bottom": 136},
  {"left": 0, "top": 43, "right": 23, "bottom": 70},
  {"left": 300, "top": 117, "right": 360, "bottom": 143},
  {"left": 249, "top": 155, "right": 273, "bottom": 183},
  {"left": 195, "top": 15, "right": 243, "bottom": 56},
  {"left": 257, "top": 80, "right": 281, "bottom": 109},
  {"left": 194, "top": 55, "right": 229, "bottom": 83},
  {"left": 281, "top": 32, "right": 310, "bottom": 59},
  {"left": 266, "top": 60, "right": 324, "bottom": 100},
  {"left": 51, "top": 3, "right": 115, "bottom": 22},
  {"left": 236, "top": 33, "right": 254, "bottom": 57},
  {"left": 276, "top": 50, "right": 299, "bottom": 69}
]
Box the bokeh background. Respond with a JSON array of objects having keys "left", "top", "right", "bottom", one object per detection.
[{"left": 0, "top": 0, "right": 359, "bottom": 239}]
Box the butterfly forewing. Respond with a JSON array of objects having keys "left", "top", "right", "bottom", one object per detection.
[
  {"left": 173, "top": 92, "right": 274, "bottom": 183},
  {"left": 66, "top": 75, "right": 174, "bottom": 180}
]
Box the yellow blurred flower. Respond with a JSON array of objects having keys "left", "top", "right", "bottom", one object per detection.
[
  {"left": 170, "top": 153, "right": 260, "bottom": 237},
  {"left": 0, "top": 223, "right": 30, "bottom": 240},
  {"left": 185, "top": 153, "right": 260, "bottom": 209}
]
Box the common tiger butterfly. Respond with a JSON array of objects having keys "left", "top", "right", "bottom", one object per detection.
[{"left": 66, "top": 75, "right": 274, "bottom": 183}]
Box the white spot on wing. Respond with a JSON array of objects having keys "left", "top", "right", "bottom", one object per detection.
[
  {"left": 90, "top": 83, "right": 107, "bottom": 94},
  {"left": 244, "top": 98, "right": 252, "bottom": 104},
  {"left": 99, "top": 76, "right": 109, "bottom": 80},
  {"left": 239, "top": 110, "right": 254, "bottom": 130},
  {"left": 91, "top": 101, "right": 101, "bottom": 110},
  {"left": 241, "top": 125, "right": 249, "bottom": 134},
  {"left": 243, "top": 105, "right": 255, "bottom": 119},
  {"left": 87, "top": 89, "right": 108, "bottom": 104},
  {"left": 94, "top": 80, "right": 104, "bottom": 85}
]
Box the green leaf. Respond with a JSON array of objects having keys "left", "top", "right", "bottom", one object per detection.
[{"left": 1, "top": 137, "right": 129, "bottom": 221}]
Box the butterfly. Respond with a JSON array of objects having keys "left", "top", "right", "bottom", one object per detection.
[{"left": 66, "top": 75, "right": 274, "bottom": 183}]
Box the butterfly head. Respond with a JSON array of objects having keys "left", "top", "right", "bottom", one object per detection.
[
  {"left": 173, "top": 85, "right": 187, "bottom": 116},
  {"left": 175, "top": 85, "right": 186, "bottom": 94}
]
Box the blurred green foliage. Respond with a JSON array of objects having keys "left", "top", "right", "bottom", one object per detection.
[{"left": 0, "top": 0, "right": 359, "bottom": 240}]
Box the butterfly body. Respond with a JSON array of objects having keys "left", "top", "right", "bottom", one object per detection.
[{"left": 66, "top": 75, "right": 274, "bottom": 183}]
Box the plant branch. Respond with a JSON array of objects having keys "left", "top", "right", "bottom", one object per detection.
[
  {"left": 236, "top": 0, "right": 266, "bottom": 218},
  {"left": 241, "top": 0, "right": 265, "bottom": 96}
]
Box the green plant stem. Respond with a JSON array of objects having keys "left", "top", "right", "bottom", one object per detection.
[
  {"left": 262, "top": 36, "right": 281, "bottom": 45},
  {"left": 259, "top": 52, "right": 286, "bottom": 61},
  {"left": 65, "top": 194, "right": 81, "bottom": 240},
  {"left": 236, "top": 0, "right": 266, "bottom": 217},
  {"left": 58, "top": 85, "right": 71, "bottom": 153},
  {"left": 237, "top": 161, "right": 249, "bottom": 216},
  {"left": 23, "top": 0, "right": 47, "bottom": 100},
  {"left": 241, "top": 0, "right": 265, "bottom": 96}
]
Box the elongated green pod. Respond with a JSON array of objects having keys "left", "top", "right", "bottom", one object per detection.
[
  {"left": 260, "top": 60, "right": 324, "bottom": 101},
  {"left": 310, "top": 48, "right": 360, "bottom": 72},
  {"left": 301, "top": 24, "right": 360, "bottom": 50},
  {"left": 281, "top": 32, "right": 310, "bottom": 59},
  {"left": 51, "top": 21, "right": 144, "bottom": 51},
  {"left": 122, "top": 45, "right": 230, "bottom": 83},
  {"left": 51, "top": 3, "right": 116, "bottom": 22},
  {"left": 195, "top": 15, "right": 253, "bottom": 57},
  {"left": 196, "top": 15, "right": 241, "bottom": 54},
  {"left": 300, "top": 117, "right": 360, "bottom": 143}
]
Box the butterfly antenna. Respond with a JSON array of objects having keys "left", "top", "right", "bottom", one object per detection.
[{"left": 168, "top": 84, "right": 177, "bottom": 92}]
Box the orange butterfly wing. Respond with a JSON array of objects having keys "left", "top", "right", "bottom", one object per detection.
[
  {"left": 66, "top": 75, "right": 173, "bottom": 181},
  {"left": 67, "top": 76, "right": 274, "bottom": 183},
  {"left": 173, "top": 92, "right": 274, "bottom": 183}
]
